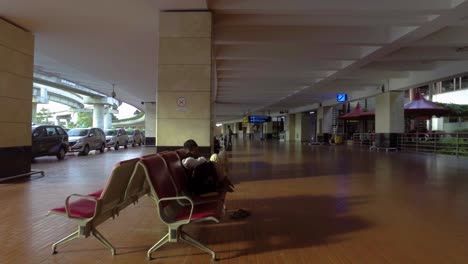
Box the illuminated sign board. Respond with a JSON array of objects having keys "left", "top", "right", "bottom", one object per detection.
[
  {"left": 248, "top": 115, "right": 272, "bottom": 123},
  {"left": 336, "top": 93, "right": 348, "bottom": 102}
]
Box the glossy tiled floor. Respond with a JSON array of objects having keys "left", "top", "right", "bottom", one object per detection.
[{"left": 1, "top": 140, "right": 468, "bottom": 263}]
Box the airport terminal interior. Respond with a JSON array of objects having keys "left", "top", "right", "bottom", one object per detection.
[{"left": 1, "top": 1, "right": 468, "bottom": 263}]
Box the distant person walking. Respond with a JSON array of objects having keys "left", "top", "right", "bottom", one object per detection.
[{"left": 226, "top": 125, "right": 233, "bottom": 151}]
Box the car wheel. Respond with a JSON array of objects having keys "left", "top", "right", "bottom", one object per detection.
[
  {"left": 124, "top": 141, "right": 128, "bottom": 149},
  {"left": 56, "top": 147, "right": 66, "bottom": 160},
  {"left": 100, "top": 143, "right": 105, "bottom": 153},
  {"left": 81, "top": 145, "right": 90, "bottom": 156},
  {"left": 114, "top": 142, "right": 119, "bottom": 150}
]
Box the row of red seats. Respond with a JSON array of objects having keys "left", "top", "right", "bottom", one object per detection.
[{"left": 48, "top": 149, "right": 226, "bottom": 261}]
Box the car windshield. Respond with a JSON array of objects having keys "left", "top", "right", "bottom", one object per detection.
[
  {"left": 105, "top": 130, "right": 116, "bottom": 136},
  {"left": 68, "top": 129, "right": 89, "bottom": 137}
]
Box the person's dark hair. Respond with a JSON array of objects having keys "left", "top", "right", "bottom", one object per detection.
[{"left": 183, "top": 139, "right": 198, "bottom": 151}]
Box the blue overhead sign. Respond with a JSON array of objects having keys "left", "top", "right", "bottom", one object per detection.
[
  {"left": 248, "top": 115, "right": 272, "bottom": 123},
  {"left": 337, "top": 93, "right": 348, "bottom": 102}
]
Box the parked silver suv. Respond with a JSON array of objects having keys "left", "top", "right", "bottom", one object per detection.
[
  {"left": 105, "top": 128, "right": 129, "bottom": 150},
  {"left": 68, "top": 128, "right": 106, "bottom": 155},
  {"left": 127, "top": 129, "right": 144, "bottom": 147}
]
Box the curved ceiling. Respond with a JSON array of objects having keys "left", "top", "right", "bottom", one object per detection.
[{"left": 2, "top": 0, "right": 468, "bottom": 121}]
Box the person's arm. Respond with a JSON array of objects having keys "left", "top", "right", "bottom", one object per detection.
[{"left": 182, "top": 157, "right": 207, "bottom": 170}]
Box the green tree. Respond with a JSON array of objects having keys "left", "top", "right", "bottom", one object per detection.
[
  {"left": 76, "top": 112, "right": 92, "bottom": 128},
  {"left": 67, "top": 121, "right": 77, "bottom": 128},
  {"left": 36, "top": 107, "right": 53, "bottom": 124}
]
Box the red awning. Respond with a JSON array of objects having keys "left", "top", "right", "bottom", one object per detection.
[
  {"left": 340, "top": 103, "right": 375, "bottom": 120},
  {"left": 404, "top": 93, "right": 450, "bottom": 117}
]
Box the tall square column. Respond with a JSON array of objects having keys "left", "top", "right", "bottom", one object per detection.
[
  {"left": 0, "top": 19, "right": 34, "bottom": 178},
  {"left": 156, "top": 12, "right": 212, "bottom": 155},
  {"left": 144, "top": 102, "right": 156, "bottom": 146},
  {"left": 285, "top": 114, "right": 296, "bottom": 141},
  {"left": 375, "top": 91, "right": 404, "bottom": 148},
  {"left": 316, "top": 106, "right": 333, "bottom": 143}
]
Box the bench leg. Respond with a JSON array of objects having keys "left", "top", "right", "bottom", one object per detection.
[
  {"left": 92, "top": 229, "right": 116, "bottom": 255},
  {"left": 147, "top": 233, "right": 169, "bottom": 260},
  {"left": 180, "top": 231, "right": 218, "bottom": 261},
  {"left": 52, "top": 230, "right": 79, "bottom": 254}
]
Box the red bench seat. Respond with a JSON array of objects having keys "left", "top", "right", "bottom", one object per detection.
[{"left": 139, "top": 154, "right": 223, "bottom": 261}]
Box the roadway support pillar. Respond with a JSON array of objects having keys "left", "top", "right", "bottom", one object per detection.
[
  {"left": 104, "top": 112, "right": 113, "bottom": 130},
  {"left": 92, "top": 104, "right": 105, "bottom": 129}
]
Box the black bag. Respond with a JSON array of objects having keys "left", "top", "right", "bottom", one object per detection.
[{"left": 188, "top": 162, "right": 218, "bottom": 195}]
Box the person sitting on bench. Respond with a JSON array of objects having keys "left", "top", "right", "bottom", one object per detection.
[
  {"left": 182, "top": 139, "right": 234, "bottom": 194},
  {"left": 182, "top": 139, "right": 250, "bottom": 219}
]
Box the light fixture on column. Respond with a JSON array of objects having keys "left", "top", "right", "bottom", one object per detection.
[{"left": 111, "top": 83, "right": 116, "bottom": 98}]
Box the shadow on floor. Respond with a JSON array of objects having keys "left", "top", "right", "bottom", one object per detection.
[{"left": 183, "top": 194, "right": 372, "bottom": 260}]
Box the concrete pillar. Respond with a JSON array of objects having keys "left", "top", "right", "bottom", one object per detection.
[
  {"left": 31, "top": 102, "right": 38, "bottom": 124},
  {"left": 246, "top": 123, "right": 254, "bottom": 139},
  {"left": 0, "top": 19, "right": 34, "bottom": 178},
  {"left": 221, "top": 124, "right": 226, "bottom": 135},
  {"left": 55, "top": 116, "right": 60, "bottom": 126},
  {"left": 285, "top": 114, "right": 296, "bottom": 141},
  {"left": 232, "top": 123, "right": 239, "bottom": 135},
  {"left": 156, "top": 12, "right": 212, "bottom": 156},
  {"left": 104, "top": 112, "right": 113, "bottom": 130},
  {"left": 144, "top": 102, "right": 156, "bottom": 146},
  {"left": 263, "top": 121, "right": 273, "bottom": 139},
  {"left": 92, "top": 104, "right": 105, "bottom": 129},
  {"left": 375, "top": 91, "right": 404, "bottom": 148},
  {"left": 232, "top": 123, "right": 240, "bottom": 139},
  {"left": 294, "top": 112, "right": 313, "bottom": 142},
  {"left": 316, "top": 106, "right": 333, "bottom": 142}
]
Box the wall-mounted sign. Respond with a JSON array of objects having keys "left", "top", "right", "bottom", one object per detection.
[
  {"left": 176, "top": 97, "right": 186, "bottom": 107},
  {"left": 248, "top": 115, "right": 272, "bottom": 123},
  {"left": 336, "top": 93, "right": 348, "bottom": 103}
]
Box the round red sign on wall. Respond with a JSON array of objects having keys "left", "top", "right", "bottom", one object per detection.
[{"left": 176, "top": 97, "right": 186, "bottom": 107}]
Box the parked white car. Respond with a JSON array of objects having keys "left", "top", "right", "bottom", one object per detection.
[
  {"left": 127, "top": 129, "right": 144, "bottom": 147},
  {"left": 68, "top": 128, "right": 106, "bottom": 155},
  {"left": 105, "top": 128, "right": 129, "bottom": 150}
]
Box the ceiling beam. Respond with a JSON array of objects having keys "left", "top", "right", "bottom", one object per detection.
[
  {"left": 216, "top": 59, "right": 352, "bottom": 71},
  {"left": 215, "top": 14, "right": 434, "bottom": 27},
  {"left": 216, "top": 45, "right": 378, "bottom": 60},
  {"left": 214, "top": 26, "right": 408, "bottom": 45},
  {"left": 209, "top": 0, "right": 454, "bottom": 14}
]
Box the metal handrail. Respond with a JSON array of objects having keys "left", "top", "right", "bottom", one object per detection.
[
  {"left": 352, "top": 133, "right": 376, "bottom": 146},
  {"left": 351, "top": 132, "right": 468, "bottom": 156},
  {"left": 398, "top": 132, "right": 468, "bottom": 156}
]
